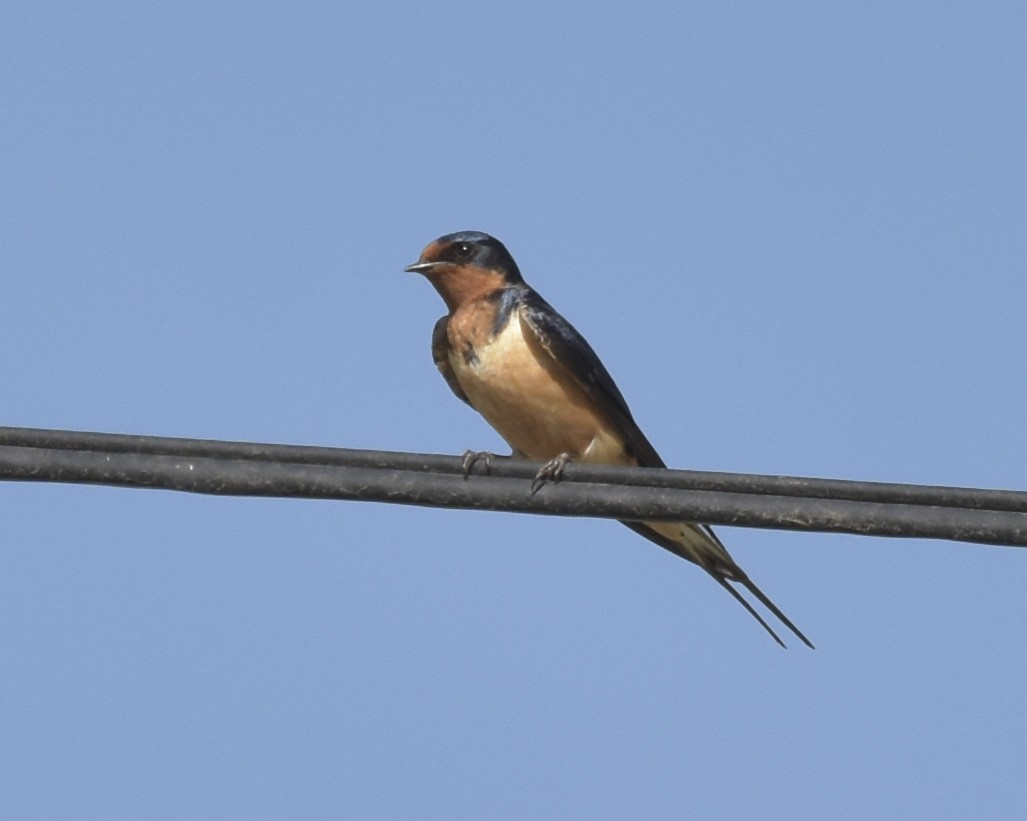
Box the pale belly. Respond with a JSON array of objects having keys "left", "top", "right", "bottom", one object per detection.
[
  {"left": 449, "top": 312, "right": 633, "bottom": 465},
  {"left": 446, "top": 307, "right": 727, "bottom": 567}
]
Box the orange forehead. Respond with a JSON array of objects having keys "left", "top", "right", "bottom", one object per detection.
[{"left": 418, "top": 239, "right": 448, "bottom": 262}]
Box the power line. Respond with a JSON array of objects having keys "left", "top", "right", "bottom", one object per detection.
[{"left": 1, "top": 426, "right": 1025, "bottom": 547}]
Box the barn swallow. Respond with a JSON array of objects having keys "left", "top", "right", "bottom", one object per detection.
[{"left": 406, "top": 231, "right": 812, "bottom": 648}]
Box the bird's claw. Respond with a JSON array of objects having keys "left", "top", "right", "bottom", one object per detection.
[
  {"left": 530, "top": 452, "right": 572, "bottom": 494},
  {"left": 461, "top": 449, "right": 494, "bottom": 478}
]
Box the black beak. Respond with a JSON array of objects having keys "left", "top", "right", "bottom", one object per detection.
[{"left": 404, "top": 261, "right": 441, "bottom": 274}]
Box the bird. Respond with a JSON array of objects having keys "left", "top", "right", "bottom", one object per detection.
[{"left": 406, "top": 230, "right": 813, "bottom": 648}]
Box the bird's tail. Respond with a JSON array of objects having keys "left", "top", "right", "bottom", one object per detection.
[{"left": 622, "top": 520, "right": 814, "bottom": 649}]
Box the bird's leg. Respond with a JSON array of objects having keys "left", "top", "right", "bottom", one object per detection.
[
  {"left": 530, "top": 452, "right": 572, "bottom": 495},
  {"left": 461, "top": 449, "right": 495, "bottom": 478}
]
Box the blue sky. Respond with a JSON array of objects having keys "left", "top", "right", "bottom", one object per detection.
[{"left": 2, "top": 2, "right": 1025, "bottom": 817}]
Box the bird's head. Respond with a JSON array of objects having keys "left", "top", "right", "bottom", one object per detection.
[{"left": 405, "top": 231, "right": 523, "bottom": 310}]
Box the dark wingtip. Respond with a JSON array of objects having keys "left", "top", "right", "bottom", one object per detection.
[
  {"left": 622, "top": 521, "right": 814, "bottom": 649},
  {"left": 738, "top": 575, "right": 815, "bottom": 649}
]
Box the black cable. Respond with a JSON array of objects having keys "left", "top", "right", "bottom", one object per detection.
[
  {"left": 0, "top": 427, "right": 1025, "bottom": 547},
  {"left": 2, "top": 425, "right": 1025, "bottom": 512}
]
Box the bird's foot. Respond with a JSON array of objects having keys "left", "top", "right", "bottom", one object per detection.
[
  {"left": 530, "top": 452, "right": 572, "bottom": 495},
  {"left": 461, "top": 449, "right": 494, "bottom": 478}
]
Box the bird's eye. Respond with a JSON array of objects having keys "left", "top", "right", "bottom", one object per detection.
[{"left": 452, "top": 243, "right": 473, "bottom": 260}]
